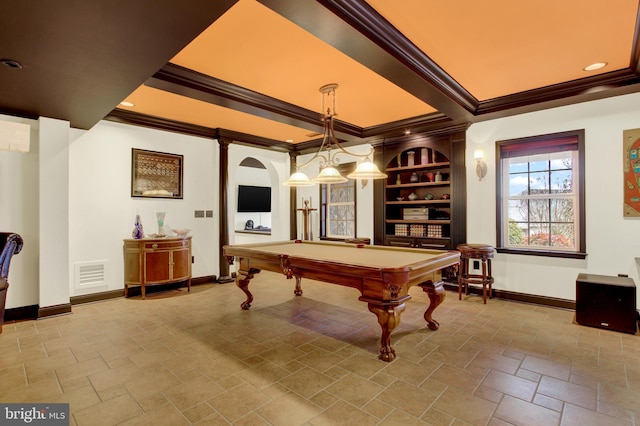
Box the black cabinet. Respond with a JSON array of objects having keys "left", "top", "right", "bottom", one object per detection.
[{"left": 575, "top": 273, "right": 637, "bottom": 334}]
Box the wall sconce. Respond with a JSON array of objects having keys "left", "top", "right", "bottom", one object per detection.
[{"left": 474, "top": 149, "right": 487, "bottom": 181}]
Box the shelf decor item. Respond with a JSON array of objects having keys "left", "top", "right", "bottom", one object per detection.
[
  {"left": 131, "top": 214, "right": 144, "bottom": 239},
  {"left": 421, "top": 148, "right": 429, "bottom": 164},
  {"left": 407, "top": 151, "right": 415, "bottom": 166},
  {"left": 410, "top": 172, "right": 419, "bottom": 182},
  {"left": 156, "top": 212, "right": 166, "bottom": 236}
]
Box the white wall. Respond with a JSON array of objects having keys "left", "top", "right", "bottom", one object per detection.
[
  {"left": 467, "top": 92, "right": 640, "bottom": 305},
  {"left": 68, "top": 121, "right": 218, "bottom": 296},
  {"left": 0, "top": 115, "right": 39, "bottom": 309}
]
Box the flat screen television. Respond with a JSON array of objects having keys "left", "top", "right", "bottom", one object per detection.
[{"left": 237, "top": 185, "right": 271, "bottom": 212}]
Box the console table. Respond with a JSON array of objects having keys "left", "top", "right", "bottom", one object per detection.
[{"left": 123, "top": 236, "right": 192, "bottom": 299}]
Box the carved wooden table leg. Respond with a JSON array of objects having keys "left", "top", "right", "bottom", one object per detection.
[
  {"left": 236, "top": 271, "right": 255, "bottom": 310},
  {"left": 419, "top": 280, "right": 445, "bottom": 330},
  {"left": 294, "top": 276, "right": 303, "bottom": 296},
  {"left": 367, "top": 302, "right": 406, "bottom": 362}
]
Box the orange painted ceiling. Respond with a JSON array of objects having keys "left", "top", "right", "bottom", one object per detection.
[{"left": 2, "top": 0, "right": 639, "bottom": 146}]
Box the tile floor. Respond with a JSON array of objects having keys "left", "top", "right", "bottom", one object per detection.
[{"left": 0, "top": 270, "right": 638, "bottom": 425}]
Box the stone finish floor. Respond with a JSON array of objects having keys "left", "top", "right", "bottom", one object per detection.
[{"left": 0, "top": 270, "right": 638, "bottom": 425}]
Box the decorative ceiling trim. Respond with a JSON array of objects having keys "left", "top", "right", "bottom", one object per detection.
[
  {"left": 476, "top": 68, "right": 640, "bottom": 118},
  {"left": 214, "top": 128, "right": 293, "bottom": 152},
  {"left": 147, "top": 63, "right": 363, "bottom": 138},
  {"left": 105, "top": 109, "right": 217, "bottom": 140},
  {"left": 630, "top": 4, "right": 640, "bottom": 74}
]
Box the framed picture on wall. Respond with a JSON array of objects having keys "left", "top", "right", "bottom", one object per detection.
[
  {"left": 131, "top": 148, "right": 183, "bottom": 199},
  {"left": 624, "top": 128, "right": 640, "bottom": 217}
]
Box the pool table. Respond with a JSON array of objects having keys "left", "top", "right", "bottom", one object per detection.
[{"left": 223, "top": 240, "right": 459, "bottom": 361}]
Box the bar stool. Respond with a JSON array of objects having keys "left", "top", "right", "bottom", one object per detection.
[{"left": 457, "top": 243, "right": 495, "bottom": 304}]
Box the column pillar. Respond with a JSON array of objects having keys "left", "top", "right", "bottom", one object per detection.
[
  {"left": 288, "top": 151, "right": 298, "bottom": 240},
  {"left": 38, "top": 117, "right": 71, "bottom": 314},
  {"left": 217, "top": 137, "right": 233, "bottom": 282}
]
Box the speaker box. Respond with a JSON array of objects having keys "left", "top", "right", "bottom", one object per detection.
[{"left": 575, "top": 273, "right": 637, "bottom": 334}]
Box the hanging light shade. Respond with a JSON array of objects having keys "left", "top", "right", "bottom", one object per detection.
[
  {"left": 312, "top": 166, "right": 348, "bottom": 184},
  {"left": 284, "top": 84, "right": 388, "bottom": 186},
  {"left": 347, "top": 159, "right": 388, "bottom": 180},
  {"left": 283, "top": 171, "right": 314, "bottom": 187}
]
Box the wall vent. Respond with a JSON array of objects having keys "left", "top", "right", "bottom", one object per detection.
[{"left": 74, "top": 261, "right": 108, "bottom": 290}]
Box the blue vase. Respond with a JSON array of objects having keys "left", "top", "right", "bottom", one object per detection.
[{"left": 132, "top": 215, "right": 144, "bottom": 239}]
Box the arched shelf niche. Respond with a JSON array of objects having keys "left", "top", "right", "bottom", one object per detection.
[{"left": 233, "top": 156, "right": 274, "bottom": 243}]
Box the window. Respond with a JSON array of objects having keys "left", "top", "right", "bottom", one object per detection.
[
  {"left": 320, "top": 163, "right": 356, "bottom": 240},
  {"left": 496, "top": 130, "right": 586, "bottom": 258}
]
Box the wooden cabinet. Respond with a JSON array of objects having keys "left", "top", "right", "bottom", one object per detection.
[
  {"left": 123, "top": 236, "right": 192, "bottom": 299},
  {"left": 374, "top": 130, "right": 466, "bottom": 251}
]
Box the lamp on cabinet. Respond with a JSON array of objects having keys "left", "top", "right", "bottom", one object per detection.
[
  {"left": 283, "top": 84, "right": 387, "bottom": 187},
  {"left": 474, "top": 149, "right": 488, "bottom": 181}
]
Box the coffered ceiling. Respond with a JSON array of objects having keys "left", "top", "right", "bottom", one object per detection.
[{"left": 2, "top": 0, "right": 639, "bottom": 150}]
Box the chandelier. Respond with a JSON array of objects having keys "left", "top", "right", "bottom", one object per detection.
[{"left": 283, "top": 84, "right": 387, "bottom": 187}]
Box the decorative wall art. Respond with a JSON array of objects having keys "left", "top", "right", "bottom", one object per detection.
[
  {"left": 623, "top": 128, "right": 640, "bottom": 217},
  {"left": 131, "top": 148, "right": 183, "bottom": 199}
]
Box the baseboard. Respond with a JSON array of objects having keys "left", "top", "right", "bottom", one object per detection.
[
  {"left": 442, "top": 282, "right": 575, "bottom": 310},
  {"left": 3, "top": 277, "right": 576, "bottom": 324},
  {"left": 4, "top": 275, "right": 219, "bottom": 323},
  {"left": 70, "top": 289, "right": 124, "bottom": 305},
  {"left": 193, "top": 275, "right": 217, "bottom": 285},
  {"left": 38, "top": 303, "right": 72, "bottom": 319},
  {"left": 4, "top": 304, "right": 39, "bottom": 322}
]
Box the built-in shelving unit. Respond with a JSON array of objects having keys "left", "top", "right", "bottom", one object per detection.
[{"left": 373, "top": 129, "right": 467, "bottom": 252}]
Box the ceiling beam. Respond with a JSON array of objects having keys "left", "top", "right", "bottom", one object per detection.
[{"left": 258, "top": 0, "right": 477, "bottom": 122}]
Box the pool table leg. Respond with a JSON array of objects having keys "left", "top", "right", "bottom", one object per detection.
[
  {"left": 236, "top": 270, "right": 256, "bottom": 310},
  {"left": 293, "top": 276, "right": 303, "bottom": 296},
  {"left": 367, "top": 302, "right": 406, "bottom": 362},
  {"left": 419, "top": 280, "right": 445, "bottom": 330}
]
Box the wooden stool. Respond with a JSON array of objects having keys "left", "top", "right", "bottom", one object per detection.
[{"left": 457, "top": 244, "right": 495, "bottom": 304}]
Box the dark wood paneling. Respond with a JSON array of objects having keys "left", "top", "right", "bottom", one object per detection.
[{"left": 449, "top": 130, "right": 467, "bottom": 248}]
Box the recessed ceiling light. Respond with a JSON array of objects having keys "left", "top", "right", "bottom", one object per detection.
[
  {"left": 583, "top": 62, "right": 607, "bottom": 71},
  {"left": 119, "top": 101, "right": 134, "bottom": 107},
  {"left": 404, "top": 130, "right": 411, "bottom": 135},
  {"left": 0, "top": 59, "right": 22, "bottom": 69},
  {"left": 285, "top": 139, "right": 294, "bottom": 143}
]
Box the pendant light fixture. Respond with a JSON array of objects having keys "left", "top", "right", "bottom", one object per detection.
[{"left": 283, "top": 84, "right": 387, "bottom": 186}]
